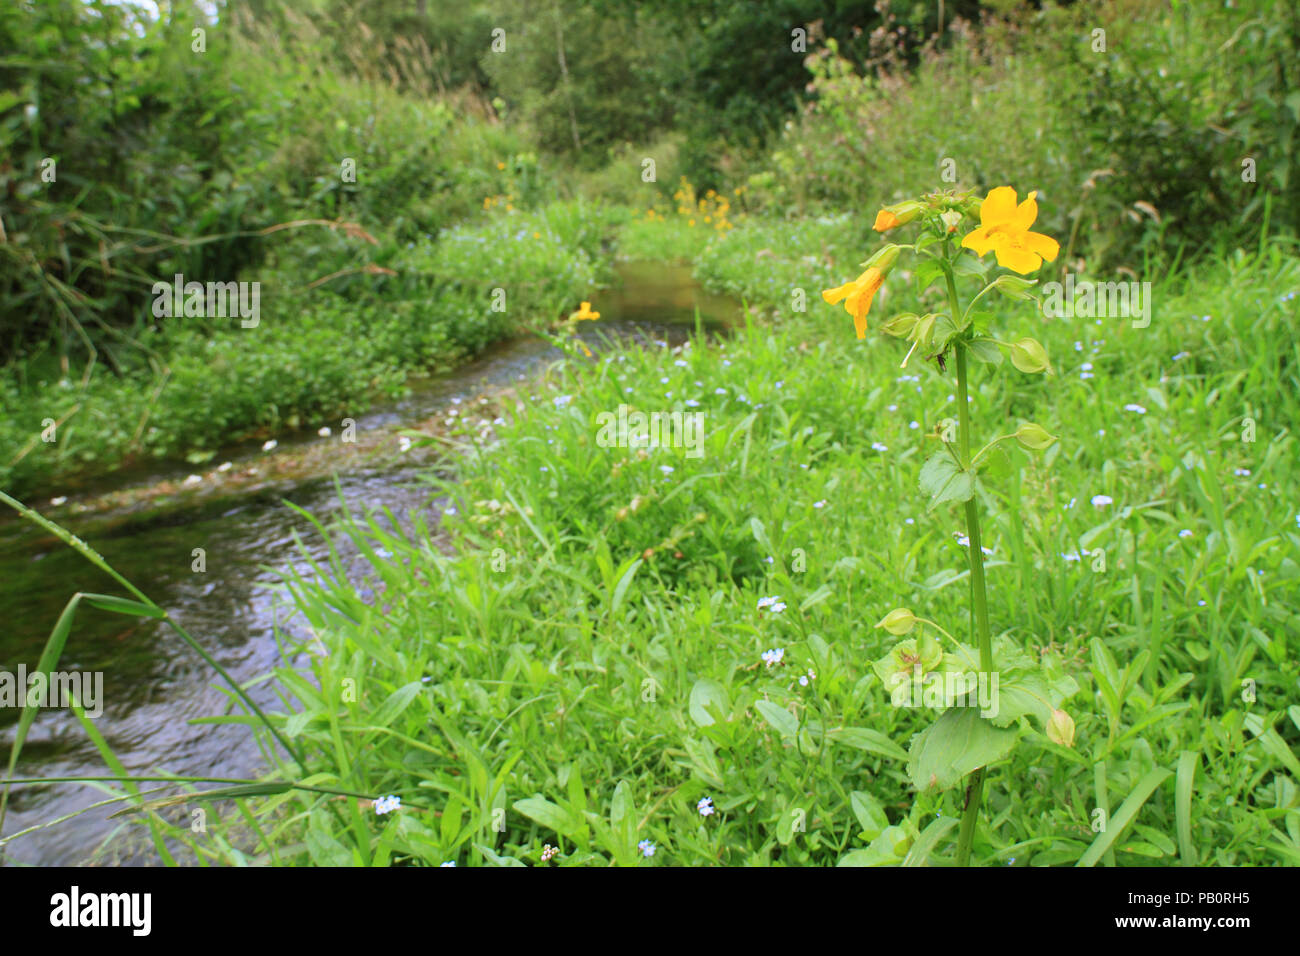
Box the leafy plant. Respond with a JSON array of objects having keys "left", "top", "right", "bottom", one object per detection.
[{"left": 819, "top": 186, "right": 1081, "bottom": 864}]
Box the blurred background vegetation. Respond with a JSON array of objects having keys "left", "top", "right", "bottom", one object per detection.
[{"left": 1, "top": 0, "right": 1296, "bottom": 492}]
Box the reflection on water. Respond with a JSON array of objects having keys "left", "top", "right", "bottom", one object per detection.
[{"left": 0, "top": 262, "right": 738, "bottom": 865}]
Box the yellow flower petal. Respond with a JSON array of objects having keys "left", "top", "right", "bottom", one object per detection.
[
  {"left": 961, "top": 224, "right": 999, "bottom": 256},
  {"left": 991, "top": 237, "right": 1043, "bottom": 275},
  {"left": 979, "top": 187, "right": 1019, "bottom": 227},
  {"left": 822, "top": 281, "right": 856, "bottom": 306},
  {"left": 1009, "top": 191, "right": 1040, "bottom": 231},
  {"left": 1023, "top": 230, "right": 1059, "bottom": 262}
]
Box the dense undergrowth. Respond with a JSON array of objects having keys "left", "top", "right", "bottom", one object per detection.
[
  {"left": 111, "top": 216, "right": 1299, "bottom": 866},
  {"left": 3, "top": 0, "right": 1300, "bottom": 868}
]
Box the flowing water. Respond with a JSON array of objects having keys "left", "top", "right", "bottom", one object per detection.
[{"left": 0, "top": 261, "right": 739, "bottom": 866}]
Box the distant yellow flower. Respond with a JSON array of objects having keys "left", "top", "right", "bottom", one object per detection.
[
  {"left": 497, "top": 161, "right": 506, "bottom": 170},
  {"left": 961, "top": 187, "right": 1060, "bottom": 274},
  {"left": 822, "top": 267, "right": 885, "bottom": 339},
  {"left": 571, "top": 301, "right": 600, "bottom": 321}
]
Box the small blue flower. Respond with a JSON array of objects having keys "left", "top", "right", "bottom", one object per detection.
[{"left": 637, "top": 839, "right": 656, "bottom": 858}]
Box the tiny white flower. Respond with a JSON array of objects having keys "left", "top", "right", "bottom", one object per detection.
[
  {"left": 318, "top": 426, "right": 331, "bottom": 437},
  {"left": 398, "top": 436, "right": 412, "bottom": 452},
  {"left": 217, "top": 462, "right": 233, "bottom": 472},
  {"left": 638, "top": 839, "right": 656, "bottom": 857},
  {"left": 1124, "top": 404, "right": 1147, "bottom": 414},
  {"left": 261, "top": 439, "right": 278, "bottom": 452},
  {"left": 183, "top": 474, "right": 202, "bottom": 487},
  {"left": 1179, "top": 529, "right": 1193, "bottom": 539},
  {"left": 1091, "top": 494, "right": 1114, "bottom": 507},
  {"left": 813, "top": 499, "right": 827, "bottom": 509},
  {"left": 50, "top": 496, "right": 67, "bottom": 506},
  {"left": 761, "top": 648, "right": 785, "bottom": 666},
  {"left": 697, "top": 797, "right": 715, "bottom": 817},
  {"left": 872, "top": 442, "right": 888, "bottom": 452}
]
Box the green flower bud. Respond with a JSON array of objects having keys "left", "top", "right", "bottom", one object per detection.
[
  {"left": 1046, "top": 709, "right": 1076, "bottom": 748},
  {"left": 863, "top": 243, "right": 902, "bottom": 274},
  {"left": 1014, "top": 422, "right": 1057, "bottom": 450},
  {"left": 875, "top": 607, "right": 917, "bottom": 635},
  {"left": 879, "top": 312, "right": 919, "bottom": 337},
  {"left": 1010, "top": 336, "right": 1053, "bottom": 375}
]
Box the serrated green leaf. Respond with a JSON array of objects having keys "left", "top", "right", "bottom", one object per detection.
[
  {"left": 907, "top": 706, "right": 1019, "bottom": 791},
  {"left": 919, "top": 452, "right": 976, "bottom": 508},
  {"left": 965, "top": 338, "right": 1003, "bottom": 365}
]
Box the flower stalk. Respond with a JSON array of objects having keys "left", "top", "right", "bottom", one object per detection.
[{"left": 822, "top": 186, "right": 1073, "bottom": 868}]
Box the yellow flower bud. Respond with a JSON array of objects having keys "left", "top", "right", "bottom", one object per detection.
[{"left": 873, "top": 201, "right": 924, "bottom": 232}]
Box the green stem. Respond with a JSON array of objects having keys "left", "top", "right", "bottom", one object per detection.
[{"left": 945, "top": 268, "right": 995, "bottom": 867}]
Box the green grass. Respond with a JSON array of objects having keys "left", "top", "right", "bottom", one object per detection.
[{"left": 53, "top": 214, "right": 1288, "bottom": 867}]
